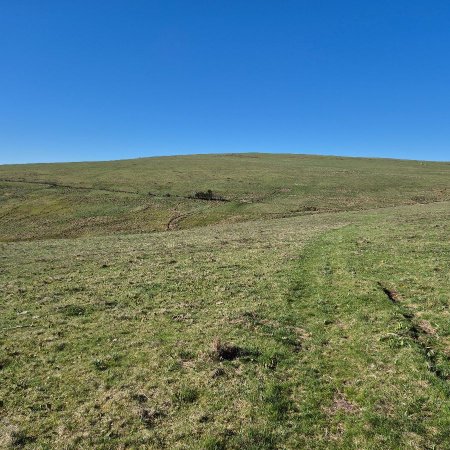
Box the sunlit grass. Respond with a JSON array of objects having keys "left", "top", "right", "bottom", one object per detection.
[{"left": 1, "top": 201, "right": 449, "bottom": 448}]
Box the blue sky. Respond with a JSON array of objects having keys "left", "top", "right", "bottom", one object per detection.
[{"left": 1, "top": 0, "right": 450, "bottom": 163}]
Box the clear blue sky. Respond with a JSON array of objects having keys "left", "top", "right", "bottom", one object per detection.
[{"left": 1, "top": 0, "right": 450, "bottom": 163}]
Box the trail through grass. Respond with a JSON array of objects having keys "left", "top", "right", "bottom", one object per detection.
[{"left": 1, "top": 201, "right": 449, "bottom": 448}]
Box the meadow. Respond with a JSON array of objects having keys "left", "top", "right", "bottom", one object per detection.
[
  {"left": 1, "top": 153, "right": 449, "bottom": 241},
  {"left": 0, "top": 154, "right": 449, "bottom": 449}
]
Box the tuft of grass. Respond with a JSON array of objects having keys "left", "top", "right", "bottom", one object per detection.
[
  {"left": 60, "top": 304, "right": 87, "bottom": 317},
  {"left": 173, "top": 386, "right": 199, "bottom": 405},
  {"left": 92, "top": 359, "right": 109, "bottom": 371}
]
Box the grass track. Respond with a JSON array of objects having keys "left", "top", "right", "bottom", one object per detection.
[{"left": 1, "top": 199, "right": 449, "bottom": 448}]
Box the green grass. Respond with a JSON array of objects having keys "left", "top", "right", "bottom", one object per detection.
[
  {"left": 0, "top": 154, "right": 449, "bottom": 448},
  {"left": 1, "top": 153, "right": 449, "bottom": 241}
]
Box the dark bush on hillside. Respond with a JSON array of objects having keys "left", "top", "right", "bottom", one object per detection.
[
  {"left": 194, "top": 189, "right": 215, "bottom": 200},
  {"left": 192, "top": 189, "right": 227, "bottom": 201}
]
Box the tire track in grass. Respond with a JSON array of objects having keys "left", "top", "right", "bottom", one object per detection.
[
  {"left": 286, "top": 221, "right": 450, "bottom": 447},
  {"left": 166, "top": 212, "right": 189, "bottom": 230},
  {"left": 166, "top": 202, "right": 228, "bottom": 230},
  {"left": 378, "top": 283, "right": 450, "bottom": 385}
]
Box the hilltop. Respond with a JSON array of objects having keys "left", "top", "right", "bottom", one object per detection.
[
  {"left": 1, "top": 153, "right": 449, "bottom": 241},
  {"left": 1, "top": 153, "right": 449, "bottom": 449}
]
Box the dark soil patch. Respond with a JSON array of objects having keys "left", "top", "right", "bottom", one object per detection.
[
  {"left": 378, "top": 282, "right": 401, "bottom": 303},
  {"left": 140, "top": 408, "right": 165, "bottom": 428},
  {"left": 132, "top": 393, "right": 149, "bottom": 404},
  {"left": 210, "top": 338, "right": 257, "bottom": 361},
  {"left": 211, "top": 338, "right": 242, "bottom": 360}
]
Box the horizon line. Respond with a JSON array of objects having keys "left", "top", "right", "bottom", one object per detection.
[{"left": 1, "top": 150, "right": 449, "bottom": 166}]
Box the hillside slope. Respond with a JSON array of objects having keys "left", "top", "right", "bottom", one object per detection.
[
  {"left": 1, "top": 153, "right": 449, "bottom": 241},
  {"left": 1, "top": 201, "right": 449, "bottom": 448},
  {"left": 1, "top": 154, "right": 449, "bottom": 448}
]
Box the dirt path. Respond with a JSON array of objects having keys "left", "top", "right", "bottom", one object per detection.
[{"left": 166, "top": 213, "right": 189, "bottom": 230}]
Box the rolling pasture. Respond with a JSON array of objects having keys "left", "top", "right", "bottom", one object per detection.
[
  {"left": 1, "top": 154, "right": 449, "bottom": 448},
  {"left": 1, "top": 153, "right": 449, "bottom": 241}
]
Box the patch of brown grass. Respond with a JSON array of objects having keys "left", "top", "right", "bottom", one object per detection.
[{"left": 325, "top": 393, "right": 360, "bottom": 415}]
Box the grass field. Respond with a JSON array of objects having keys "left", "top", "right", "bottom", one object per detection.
[
  {"left": 1, "top": 153, "right": 449, "bottom": 241},
  {"left": 1, "top": 154, "right": 449, "bottom": 449}
]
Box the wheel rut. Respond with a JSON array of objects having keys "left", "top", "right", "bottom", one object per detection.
[{"left": 379, "top": 283, "right": 449, "bottom": 384}]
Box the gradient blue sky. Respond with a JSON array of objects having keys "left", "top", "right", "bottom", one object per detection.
[{"left": 1, "top": 0, "right": 450, "bottom": 164}]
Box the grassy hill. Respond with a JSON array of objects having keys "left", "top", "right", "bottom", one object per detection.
[
  {"left": 1, "top": 153, "right": 449, "bottom": 241},
  {"left": 1, "top": 154, "right": 449, "bottom": 449}
]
